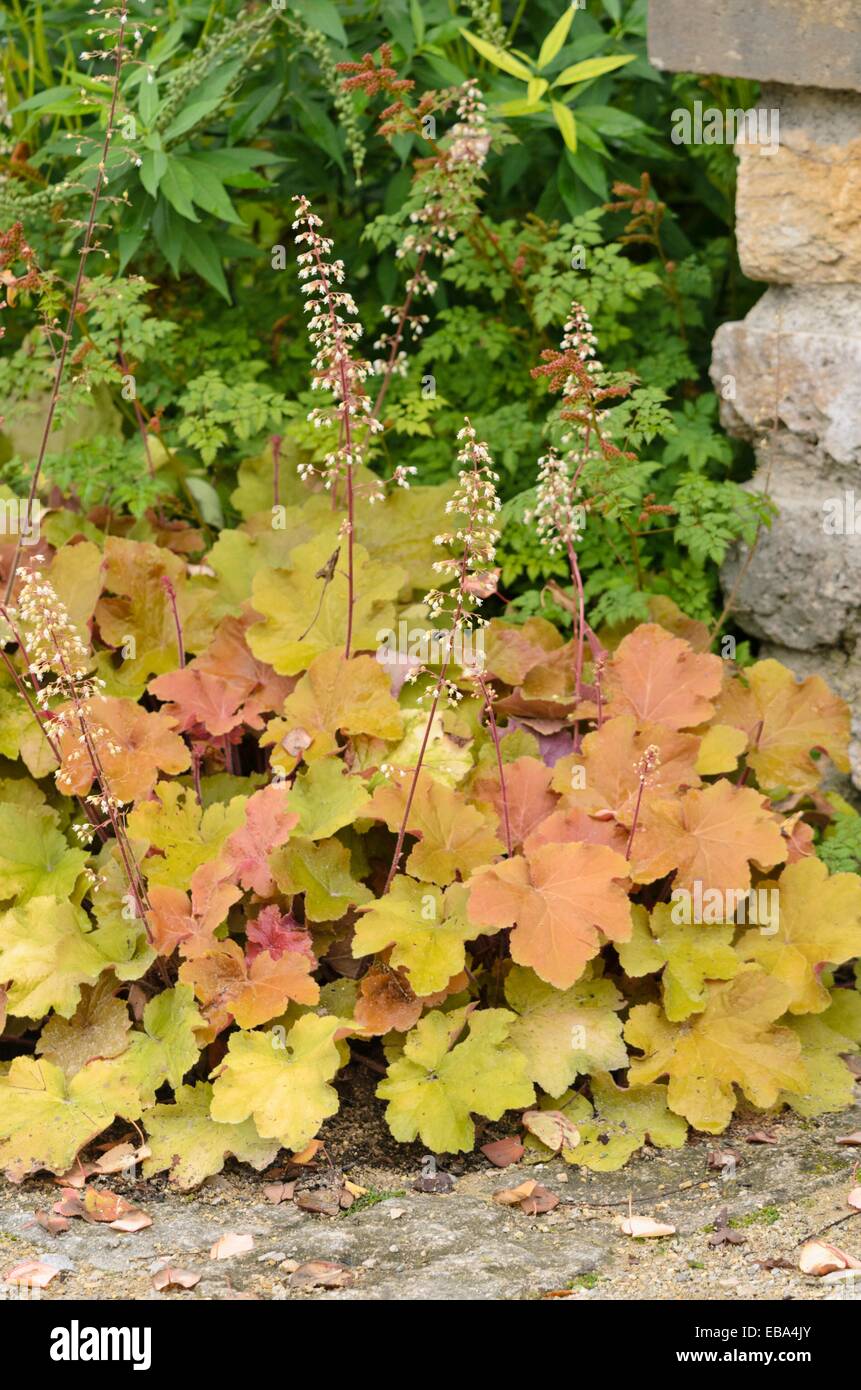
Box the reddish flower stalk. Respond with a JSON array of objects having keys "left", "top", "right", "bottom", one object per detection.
[
  {"left": 384, "top": 420, "right": 501, "bottom": 891},
  {"left": 292, "top": 196, "right": 382, "bottom": 659},
  {"left": 473, "top": 671, "right": 513, "bottom": 857},
  {"left": 4, "top": 2, "right": 131, "bottom": 604},
  {"left": 161, "top": 575, "right": 203, "bottom": 804},
  {"left": 271, "top": 433, "right": 282, "bottom": 507},
  {"left": 625, "top": 745, "right": 660, "bottom": 861}
]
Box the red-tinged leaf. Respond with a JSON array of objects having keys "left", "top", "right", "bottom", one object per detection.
[
  {"left": 149, "top": 666, "right": 252, "bottom": 737},
  {"left": 246, "top": 905, "right": 314, "bottom": 964},
  {"left": 472, "top": 756, "right": 557, "bottom": 847},
  {"left": 3, "top": 1259, "right": 60, "bottom": 1288},
  {"left": 481, "top": 1136, "right": 525, "bottom": 1168},
  {"left": 222, "top": 783, "right": 299, "bottom": 895},
  {"left": 745, "top": 1130, "right": 779, "bottom": 1145},
  {"left": 210, "top": 1232, "right": 255, "bottom": 1260},
  {"left": 604, "top": 624, "right": 723, "bottom": 730},
  {"left": 468, "top": 841, "right": 632, "bottom": 989},
  {"left": 152, "top": 1265, "right": 201, "bottom": 1291},
  {"left": 56, "top": 697, "right": 190, "bottom": 803},
  {"left": 836, "top": 1132, "right": 861, "bottom": 1146}
]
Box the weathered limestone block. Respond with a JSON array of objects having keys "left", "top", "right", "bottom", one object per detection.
[
  {"left": 736, "top": 86, "right": 861, "bottom": 283},
  {"left": 648, "top": 0, "right": 861, "bottom": 93},
  {"left": 711, "top": 285, "right": 861, "bottom": 477},
  {"left": 721, "top": 474, "right": 861, "bottom": 652}
]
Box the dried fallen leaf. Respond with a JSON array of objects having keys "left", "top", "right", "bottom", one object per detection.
[
  {"left": 707, "top": 1147, "right": 740, "bottom": 1172},
  {"left": 110, "top": 1209, "right": 152, "bottom": 1233},
  {"left": 263, "top": 1181, "right": 296, "bottom": 1205},
  {"left": 836, "top": 1132, "right": 861, "bottom": 1146},
  {"left": 493, "top": 1179, "right": 537, "bottom": 1206},
  {"left": 4, "top": 1260, "right": 60, "bottom": 1288},
  {"left": 757, "top": 1257, "right": 794, "bottom": 1271},
  {"left": 152, "top": 1266, "right": 201, "bottom": 1292},
  {"left": 798, "top": 1240, "right": 861, "bottom": 1276},
  {"left": 294, "top": 1188, "right": 342, "bottom": 1216},
  {"left": 745, "top": 1130, "right": 779, "bottom": 1145},
  {"left": 708, "top": 1207, "right": 746, "bottom": 1247},
  {"left": 619, "top": 1215, "right": 676, "bottom": 1238},
  {"left": 847, "top": 1187, "right": 861, "bottom": 1212},
  {"left": 210, "top": 1232, "right": 255, "bottom": 1260},
  {"left": 289, "top": 1260, "right": 354, "bottom": 1290},
  {"left": 33, "top": 1210, "right": 70, "bottom": 1236},
  {"left": 520, "top": 1185, "right": 560, "bottom": 1216},
  {"left": 413, "top": 1171, "right": 455, "bottom": 1194},
  {"left": 522, "top": 1108, "right": 579, "bottom": 1154},
  {"left": 92, "top": 1142, "right": 150, "bottom": 1176},
  {"left": 481, "top": 1136, "right": 525, "bottom": 1168}
]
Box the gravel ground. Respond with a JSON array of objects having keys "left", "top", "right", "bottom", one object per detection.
[{"left": 1, "top": 1069, "right": 859, "bottom": 1301}]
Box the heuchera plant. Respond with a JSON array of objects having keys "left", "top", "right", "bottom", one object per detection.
[{"left": 1, "top": 89, "right": 860, "bottom": 1187}]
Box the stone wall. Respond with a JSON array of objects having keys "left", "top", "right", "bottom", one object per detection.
[{"left": 649, "top": 0, "right": 861, "bottom": 788}]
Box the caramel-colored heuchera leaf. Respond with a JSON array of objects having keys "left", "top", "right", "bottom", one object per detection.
[
  {"left": 56, "top": 697, "right": 189, "bottom": 803},
  {"left": 715, "top": 659, "right": 850, "bottom": 792},
  {"left": 550, "top": 715, "right": 701, "bottom": 824},
  {"left": 468, "top": 840, "right": 632, "bottom": 989},
  {"left": 630, "top": 779, "right": 786, "bottom": 892},
  {"left": 603, "top": 623, "right": 723, "bottom": 729}
]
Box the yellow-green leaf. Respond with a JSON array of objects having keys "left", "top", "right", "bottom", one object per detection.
[
  {"left": 538, "top": 9, "right": 575, "bottom": 69},
  {"left": 551, "top": 99, "right": 578, "bottom": 151},
  {"left": 460, "top": 29, "right": 534, "bottom": 81},
  {"left": 553, "top": 54, "right": 635, "bottom": 87}
]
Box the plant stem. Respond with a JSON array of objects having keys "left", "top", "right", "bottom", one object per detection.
[{"left": 4, "top": 2, "right": 129, "bottom": 604}]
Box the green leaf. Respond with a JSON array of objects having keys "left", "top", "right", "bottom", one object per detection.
[
  {"left": 410, "top": 0, "right": 426, "bottom": 46},
  {"left": 162, "top": 97, "right": 222, "bottom": 143},
  {"left": 460, "top": 29, "right": 534, "bottom": 81},
  {"left": 160, "top": 158, "right": 200, "bottom": 222},
  {"left": 139, "top": 149, "right": 167, "bottom": 199},
  {"left": 301, "top": 0, "right": 348, "bottom": 45},
  {"left": 553, "top": 54, "right": 635, "bottom": 87},
  {"left": 378, "top": 1006, "right": 535, "bottom": 1153}
]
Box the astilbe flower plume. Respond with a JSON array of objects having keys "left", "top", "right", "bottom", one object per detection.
[{"left": 530, "top": 301, "right": 633, "bottom": 703}]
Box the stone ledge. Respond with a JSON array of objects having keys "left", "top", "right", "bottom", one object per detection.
[{"left": 648, "top": 0, "right": 861, "bottom": 93}]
